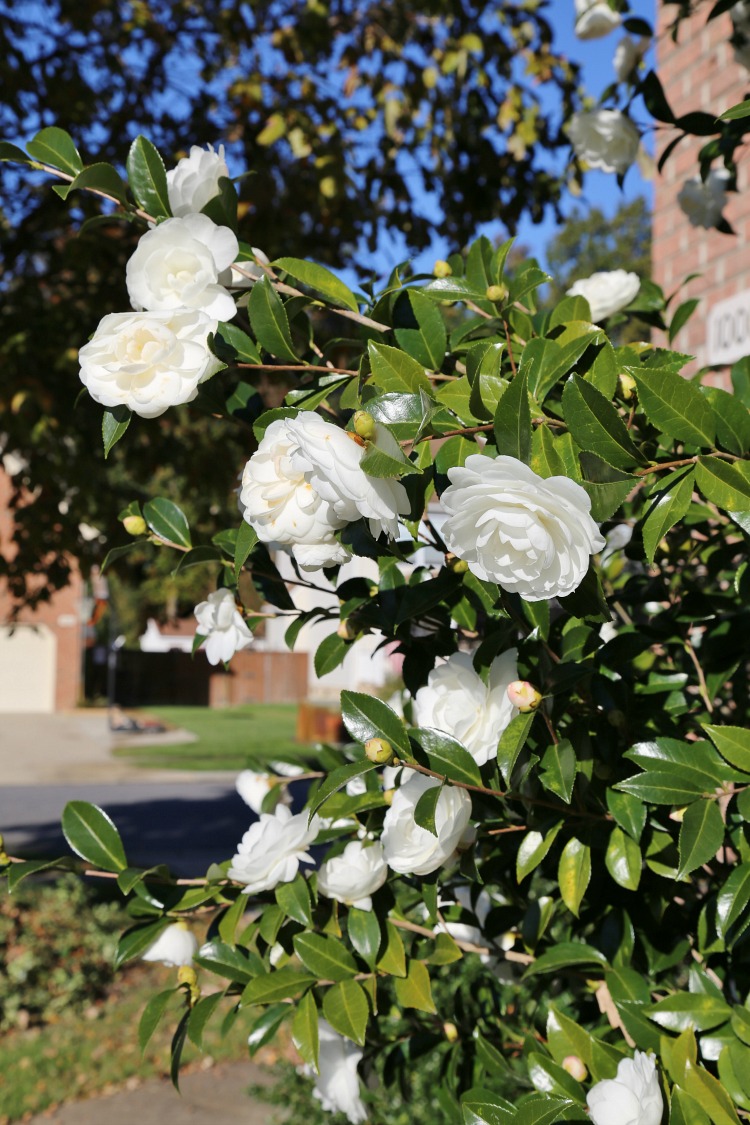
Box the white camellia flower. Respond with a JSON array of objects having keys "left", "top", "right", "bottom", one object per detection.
[
  {"left": 566, "top": 110, "right": 640, "bottom": 175},
  {"left": 126, "top": 214, "right": 239, "bottom": 321},
  {"left": 566, "top": 270, "right": 640, "bottom": 322},
  {"left": 381, "top": 773, "right": 472, "bottom": 876},
  {"left": 239, "top": 417, "right": 351, "bottom": 572},
  {"left": 228, "top": 804, "right": 320, "bottom": 893},
  {"left": 586, "top": 1051, "right": 663, "bottom": 1125},
  {"left": 575, "top": 0, "right": 620, "bottom": 39},
  {"left": 194, "top": 588, "right": 254, "bottom": 666},
  {"left": 78, "top": 308, "right": 222, "bottom": 419},
  {"left": 230, "top": 247, "right": 271, "bottom": 287},
  {"left": 677, "top": 170, "right": 729, "bottom": 229},
  {"left": 235, "top": 769, "right": 291, "bottom": 815},
  {"left": 142, "top": 922, "right": 198, "bottom": 967},
  {"left": 613, "top": 35, "right": 648, "bottom": 82},
  {"left": 286, "top": 412, "right": 411, "bottom": 540},
  {"left": 414, "top": 650, "right": 519, "bottom": 767},
  {"left": 307, "top": 1019, "right": 367, "bottom": 1124},
  {"left": 167, "top": 143, "right": 230, "bottom": 217},
  {"left": 440, "top": 455, "right": 606, "bottom": 602},
  {"left": 317, "top": 840, "right": 388, "bottom": 910}
]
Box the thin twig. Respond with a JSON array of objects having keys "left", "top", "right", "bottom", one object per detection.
[
  {"left": 684, "top": 639, "right": 714, "bottom": 714},
  {"left": 236, "top": 364, "right": 357, "bottom": 375}
]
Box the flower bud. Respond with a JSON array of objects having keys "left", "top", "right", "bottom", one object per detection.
[
  {"left": 618, "top": 372, "right": 637, "bottom": 401},
  {"left": 352, "top": 411, "right": 376, "bottom": 441},
  {"left": 364, "top": 738, "right": 394, "bottom": 765},
  {"left": 485, "top": 284, "right": 508, "bottom": 303},
  {"left": 177, "top": 965, "right": 198, "bottom": 988},
  {"left": 337, "top": 619, "right": 358, "bottom": 641},
  {"left": 506, "top": 680, "right": 543, "bottom": 712},
  {"left": 122, "top": 515, "right": 148, "bottom": 536},
  {"left": 446, "top": 553, "right": 469, "bottom": 575},
  {"left": 433, "top": 259, "right": 452, "bottom": 278},
  {"left": 669, "top": 805, "right": 688, "bottom": 823},
  {"left": 443, "top": 1021, "right": 459, "bottom": 1042},
  {"left": 562, "top": 1055, "right": 588, "bottom": 1081},
  {"left": 382, "top": 788, "right": 395, "bottom": 806}
]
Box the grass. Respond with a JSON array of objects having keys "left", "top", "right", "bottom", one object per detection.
[{"left": 115, "top": 703, "right": 318, "bottom": 771}]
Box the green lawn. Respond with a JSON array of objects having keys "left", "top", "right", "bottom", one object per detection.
[{"left": 115, "top": 704, "right": 318, "bottom": 771}]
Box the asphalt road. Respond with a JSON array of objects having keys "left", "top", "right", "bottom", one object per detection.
[{"left": 0, "top": 781, "right": 252, "bottom": 877}]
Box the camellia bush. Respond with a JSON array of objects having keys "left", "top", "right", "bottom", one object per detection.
[{"left": 4, "top": 123, "right": 750, "bottom": 1125}]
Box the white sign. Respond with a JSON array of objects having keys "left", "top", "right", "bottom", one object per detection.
[{"left": 707, "top": 289, "right": 750, "bottom": 366}]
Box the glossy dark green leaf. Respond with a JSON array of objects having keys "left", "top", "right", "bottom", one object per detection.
[
  {"left": 314, "top": 632, "right": 350, "bottom": 677},
  {"left": 410, "top": 727, "right": 483, "bottom": 787},
  {"left": 307, "top": 759, "right": 381, "bottom": 822},
  {"left": 273, "top": 257, "right": 359, "bottom": 311},
  {"left": 703, "top": 386, "right": 750, "bottom": 455},
  {"left": 367, "top": 342, "right": 431, "bottom": 393},
  {"left": 234, "top": 519, "right": 258, "bottom": 580},
  {"left": 246, "top": 1003, "right": 290, "bottom": 1055},
  {"left": 102, "top": 405, "right": 131, "bottom": 458},
  {"left": 629, "top": 367, "right": 715, "bottom": 447},
  {"left": 420, "top": 277, "right": 489, "bottom": 303},
  {"left": 275, "top": 872, "right": 314, "bottom": 926},
  {"left": 341, "top": 690, "right": 411, "bottom": 757},
  {"left": 126, "top": 135, "right": 171, "bottom": 217},
  {"left": 26, "top": 126, "right": 83, "bottom": 173},
  {"left": 215, "top": 322, "right": 262, "bottom": 364},
  {"left": 539, "top": 739, "right": 576, "bottom": 804},
  {"left": 562, "top": 375, "right": 645, "bottom": 470},
  {"left": 579, "top": 453, "right": 636, "bottom": 522},
  {"left": 360, "top": 438, "right": 422, "bottom": 478},
  {"left": 0, "top": 141, "right": 32, "bottom": 163},
  {"left": 493, "top": 369, "right": 531, "bottom": 464},
  {"left": 461, "top": 1087, "right": 515, "bottom": 1125},
  {"left": 516, "top": 822, "right": 563, "bottom": 883},
  {"left": 194, "top": 939, "right": 263, "bottom": 983},
  {"left": 241, "top": 968, "right": 316, "bottom": 1006},
  {"left": 347, "top": 908, "right": 381, "bottom": 968},
  {"left": 717, "top": 863, "right": 750, "bottom": 939},
  {"left": 605, "top": 827, "right": 642, "bottom": 890},
  {"left": 616, "top": 772, "right": 708, "bottom": 804},
  {"left": 606, "top": 789, "right": 647, "bottom": 842},
  {"left": 186, "top": 991, "right": 225, "bottom": 1049},
  {"left": 394, "top": 959, "right": 436, "bottom": 1013},
  {"left": 695, "top": 457, "right": 750, "bottom": 512},
  {"left": 376, "top": 921, "right": 407, "bottom": 977},
  {"left": 62, "top": 800, "right": 127, "bottom": 871},
  {"left": 720, "top": 97, "right": 750, "bottom": 120},
  {"left": 143, "top": 497, "right": 192, "bottom": 548},
  {"left": 678, "top": 799, "right": 724, "bottom": 878},
  {"left": 393, "top": 289, "right": 447, "bottom": 368},
  {"left": 641, "top": 469, "right": 695, "bottom": 564},
  {"left": 8, "top": 856, "right": 74, "bottom": 891},
  {"left": 647, "top": 993, "right": 731, "bottom": 1032},
  {"left": 138, "top": 988, "right": 177, "bottom": 1053},
  {"left": 247, "top": 276, "right": 298, "bottom": 362},
  {"left": 496, "top": 710, "right": 535, "bottom": 785},
  {"left": 294, "top": 933, "right": 358, "bottom": 981},
  {"left": 668, "top": 299, "right": 700, "bottom": 343},
  {"left": 703, "top": 725, "right": 750, "bottom": 774},
  {"left": 524, "top": 942, "right": 606, "bottom": 977},
  {"left": 292, "top": 990, "right": 320, "bottom": 1071},
  {"left": 115, "top": 919, "right": 169, "bottom": 969},
  {"left": 322, "top": 979, "right": 369, "bottom": 1044},
  {"left": 557, "top": 838, "right": 591, "bottom": 917},
  {"left": 64, "top": 162, "right": 129, "bottom": 202},
  {"left": 527, "top": 1052, "right": 586, "bottom": 1103},
  {"left": 414, "top": 779, "right": 442, "bottom": 835}
]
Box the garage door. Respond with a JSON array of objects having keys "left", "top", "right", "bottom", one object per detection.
[{"left": 0, "top": 625, "right": 56, "bottom": 712}]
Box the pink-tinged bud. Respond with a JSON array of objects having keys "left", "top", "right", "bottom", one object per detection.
[
  {"left": 562, "top": 1055, "right": 587, "bottom": 1081},
  {"left": 352, "top": 411, "right": 376, "bottom": 441},
  {"left": 364, "top": 738, "right": 394, "bottom": 765},
  {"left": 507, "top": 681, "right": 543, "bottom": 712},
  {"left": 443, "top": 1021, "right": 459, "bottom": 1042},
  {"left": 123, "top": 515, "right": 147, "bottom": 536},
  {"left": 433, "top": 259, "right": 452, "bottom": 278}
]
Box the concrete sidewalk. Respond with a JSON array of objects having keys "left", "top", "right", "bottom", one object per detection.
[
  {"left": 27, "top": 1059, "right": 281, "bottom": 1124},
  {"left": 0, "top": 711, "right": 234, "bottom": 786}
]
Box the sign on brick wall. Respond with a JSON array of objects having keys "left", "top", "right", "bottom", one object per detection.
[{"left": 707, "top": 290, "right": 750, "bottom": 367}]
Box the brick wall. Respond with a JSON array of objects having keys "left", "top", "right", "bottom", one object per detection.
[
  {"left": 0, "top": 469, "right": 84, "bottom": 711},
  {"left": 653, "top": 5, "right": 750, "bottom": 377}
]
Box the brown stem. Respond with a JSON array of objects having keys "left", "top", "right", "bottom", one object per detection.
[
  {"left": 504, "top": 321, "right": 518, "bottom": 377},
  {"left": 389, "top": 917, "right": 490, "bottom": 956},
  {"left": 236, "top": 364, "right": 357, "bottom": 375},
  {"left": 684, "top": 639, "right": 714, "bottom": 714},
  {"left": 635, "top": 451, "right": 741, "bottom": 478}
]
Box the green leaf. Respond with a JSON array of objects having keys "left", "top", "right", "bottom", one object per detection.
[
  {"left": 307, "top": 759, "right": 381, "bottom": 822},
  {"left": 678, "top": 800, "right": 725, "bottom": 878},
  {"left": 670, "top": 1087, "right": 711, "bottom": 1125},
  {"left": 527, "top": 1052, "right": 586, "bottom": 1103},
  {"left": 493, "top": 369, "right": 531, "bottom": 464},
  {"left": 616, "top": 772, "right": 709, "bottom": 804},
  {"left": 322, "top": 979, "right": 369, "bottom": 1045},
  {"left": 414, "top": 780, "right": 443, "bottom": 836},
  {"left": 273, "top": 257, "right": 359, "bottom": 312},
  {"left": 115, "top": 920, "right": 169, "bottom": 969},
  {"left": 562, "top": 375, "right": 645, "bottom": 470},
  {"left": 394, "top": 959, "right": 436, "bottom": 1013},
  {"left": 126, "top": 135, "right": 171, "bottom": 217},
  {"left": 410, "top": 727, "right": 483, "bottom": 787},
  {"left": 275, "top": 872, "right": 314, "bottom": 926},
  {"left": 7, "top": 857, "right": 74, "bottom": 891},
  {"left": 496, "top": 711, "right": 535, "bottom": 785},
  {"left": 367, "top": 342, "right": 431, "bottom": 393},
  {"left": 605, "top": 827, "right": 642, "bottom": 890},
  {"left": 293, "top": 933, "right": 358, "bottom": 981},
  {"left": 170, "top": 1009, "right": 190, "bottom": 1090},
  {"left": 703, "top": 725, "right": 750, "bottom": 773},
  {"left": 186, "top": 992, "right": 225, "bottom": 1049},
  {"left": 139, "top": 989, "right": 177, "bottom": 1053},
  {"left": 695, "top": 458, "right": 750, "bottom": 512},
  {"left": 515, "top": 1096, "right": 576, "bottom": 1125},
  {"left": 360, "top": 438, "right": 422, "bottom": 478},
  {"left": 579, "top": 453, "right": 636, "bottom": 523},
  {"left": 26, "top": 126, "right": 83, "bottom": 174},
  {"left": 669, "top": 299, "right": 700, "bottom": 343},
  {"left": 64, "top": 162, "right": 129, "bottom": 202},
  {"left": 522, "top": 331, "right": 602, "bottom": 402},
  {"left": 717, "top": 863, "right": 750, "bottom": 939},
  {"left": 682, "top": 1061, "right": 742, "bottom": 1125},
  {"left": 292, "top": 990, "right": 320, "bottom": 1071},
  {"left": 102, "top": 405, "right": 131, "bottom": 458},
  {"left": 393, "top": 289, "right": 447, "bottom": 369},
  {"left": 461, "top": 1088, "right": 515, "bottom": 1125},
  {"left": 647, "top": 993, "right": 731, "bottom": 1032},
  {"left": 347, "top": 908, "right": 381, "bottom": 968},
  {"left": 143, "top": 497, "right": 192, "bottom": 548},
  {"left": 524, "top": 942, "right": 607, "bottom": 977},
  {"left": 731, "top": 1006, "right": 750, "bottom": 1047},
  {"left": 0, "top": 141, "right": 32, "bottom": 164},
  {"left": 516, "top": 822, "right": 563, "bottom": 882},
  {"left": 641, "top": 469, "right": 695, "bottom": 564},
  {"left": 61, "top": 800, "right": 127, "bottom": 871},
  {"left": 241, "top": 968, "right": 316, "bottom": 1006},
  {"left": 376, "top": 921, "right": 407, "bottom": 977},
  {"left": 703, "top": 386, "right": 750, "bottom": 455},
  {"left": 341, "top": 690, "right": 411, "bottom": 757},
  {"left": 247, "top": 276, "right": 298, "bottom": 362},
  {"left": 629, "top": 367, "right": 716, "bottom": 447},
  {"left": 606, "top": 789, "right": 647, "bottom": 842},
  {"left": 557, "top": 837, "right": 591, "bottom": 917},
  {"left": 539, "top": 739, "right": 576, "bottom": 804},
  {"left": 215, "top": 322, "right": 262, "bottom": 364},
  {"left": 246, "top": 1003, "right": 290, "bottom": 1055},
  {"left": 314, "top": 632, "right": 350, "bottom": 677},
  {"left": 719, "top": 97, "right": 750, "bottom": 120},
  {"left": 194, "top": 939, "right": 263, "bottom": 983},
  {"left": 420, "top": 277, "right": 489, "bottom": 303},
  {"left": 234, "top": 520, "right": 258, "bottom": 581},
  {"left": 717, "top": 1044, "right": 750, "bottom": 1113}
]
